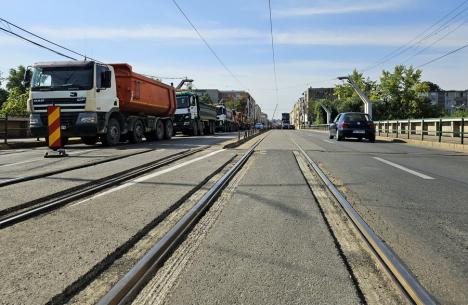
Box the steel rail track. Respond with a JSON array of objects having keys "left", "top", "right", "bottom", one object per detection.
[
  {"left": 0, "top": 147, "right": 208, "bottom": 229},
  {"left": 96, "top": 138, "right": 263, "bottom": 305},
  {"left": 294, "top": 141, "right": 437, "bottom": 305}
]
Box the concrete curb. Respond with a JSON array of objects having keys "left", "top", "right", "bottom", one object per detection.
[
  {"left": 223, "top": 130, "right": 266, "bottom": 149},
  {"left": 376, "top": 136, "right": 467, "bottom": 153}
]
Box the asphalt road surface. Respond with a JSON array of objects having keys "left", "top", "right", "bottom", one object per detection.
[
  {"left": 0, "top": 130, "right": 466, "bottom": 305},
  {"left": 292, "top": 130, "right": 468, "bottom": 305}
]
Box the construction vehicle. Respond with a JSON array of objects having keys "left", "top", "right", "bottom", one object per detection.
[
  {"left": 281, "top": 113, "right": 290, "bottom": 129},
  {"left": 26, "top": 61, "right": 176, "bottom": 146},
  {"left": 173, "top": 79, "right": 217, "bottom": 135},
  {"left": 216, "top": 104, "right": 236, "bottom": 132}
]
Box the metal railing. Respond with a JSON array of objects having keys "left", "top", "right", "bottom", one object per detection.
[
  {"left": 307, "top": 117, "right": 467, "bottom": 145},
  {"left": 375, "top": 118, "right": 466, "bottom": 145},
  {"left": 0, "top": 115, "right": 31, "bottom": 144}
]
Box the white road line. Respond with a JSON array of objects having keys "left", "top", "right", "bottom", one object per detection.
[
  {"left": 70, "top": 149, "right": 225, "bottom": 207},
  {"left": 373, "top": 157, "right": 435, "bottom": 180},
  {"left": 322, "top": 139, "right": 334, "bottom": 144}
]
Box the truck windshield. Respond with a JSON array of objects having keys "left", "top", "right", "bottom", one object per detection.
[
  {"left": 176, "top": 96, "right": 190, "bottom": 109},
  {"left": 31, "top": 66, "right": 93, "bottom": 91},
  {"left": 217, "top": 107, "right": 225, "bottom": 115}
]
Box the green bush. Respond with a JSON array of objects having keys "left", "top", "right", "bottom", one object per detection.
[{"left": 0, "top": 88, "right": 29, "bottom": 117}]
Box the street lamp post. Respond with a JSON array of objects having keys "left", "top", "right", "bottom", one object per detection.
[{"left": 338, "top": 76, "right": 373, "bottom": 119}]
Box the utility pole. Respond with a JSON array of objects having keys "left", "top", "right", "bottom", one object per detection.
[{"left": 338, "top": 76, "right": 372, "bottom": 119}]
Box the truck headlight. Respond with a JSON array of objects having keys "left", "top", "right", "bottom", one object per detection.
[
  {"left": 77, "top": 112, "right": 97, "bottom": 124},
  {"left": 29, "top": 114, "right": 42, "bottom": 126},
  {"left": 184, "top": 115, "right": 190, "bottom": 119}
]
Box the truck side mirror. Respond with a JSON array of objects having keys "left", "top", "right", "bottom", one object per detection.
[
  {"left": 22, "top": 67, "right": 32, "bottom": 88},
  {"left": 101, "top": 70, "right": 112, "bottom": 88}
]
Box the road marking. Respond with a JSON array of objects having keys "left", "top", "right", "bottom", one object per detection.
[
  {"left": 373, "top": 157, "right": 435, "bottom": 180},
  {"left": 322, "top": 139, "right": 334, "bottom": 144},
  {"left": 0, "top": 149, "right": 98, "bottom": 168},
  {"left": 70, "top": 149, "right": 225, "bottom": 207}
]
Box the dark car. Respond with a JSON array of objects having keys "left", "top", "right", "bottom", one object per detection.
[{"left": 329, "top": 112, "right": 375, "bottom": 142}]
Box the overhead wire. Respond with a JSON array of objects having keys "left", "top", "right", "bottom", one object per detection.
[
  {"left": 0, "top": 25, "right": 78, "bottom": 61},
  {"left": 171, "top": 0, "right": 245, "bottom": 89},
  {"left": 416, "top": 43, "right": 468, "bottom": 68},
  {"left": 0, "top": 17, "right": 100, "bottom": 62},
  {"left": 402, "top": 14, "right": 468, "bottom": 64},
  {"left": 361, "top": 0, "right": 468, "bottom": 72},
  {"left": 268, "top": 0, "right": 280, "bottom": 119}
]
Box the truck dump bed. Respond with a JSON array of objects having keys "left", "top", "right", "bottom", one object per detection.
[
  {"left": 111, "top": 63, "right": 176, "bottom": 117},
  {"left": 199, "top": 102, "right": 217, "bottom": 121}
]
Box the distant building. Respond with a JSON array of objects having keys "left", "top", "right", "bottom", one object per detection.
[
  {"left": 290, "top": 87, "right": 335, "bottom": 128},
  {"left": 444, "top": 90, "right": 468, "bottom": 114}
]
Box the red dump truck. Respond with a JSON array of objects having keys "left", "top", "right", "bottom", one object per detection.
[{"left": 27, "top": 61, "right": 176, "bottom": 145}]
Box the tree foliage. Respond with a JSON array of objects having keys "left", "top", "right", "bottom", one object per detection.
[
  {"left": 307, "top": 66, "right": 444, "bottom": 122},
  {"left": 6, "top": 65, "right": 30, "bottom": 94},
  {"left": 0, "top": 71, "right": 9, "bottom": 108},
  {"left": 200, "top": 92, "right": 213, "bottom": 104},
  {"left": 0, "top": 88, "right": 29, "bottom": 116}
]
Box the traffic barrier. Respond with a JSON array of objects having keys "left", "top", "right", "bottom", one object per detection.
[
  {"left": 47, "top": 106, "right": 61, "bottom": 149},
  {"left": 45, "top": 106, "right": 67, "bottom": 157}
]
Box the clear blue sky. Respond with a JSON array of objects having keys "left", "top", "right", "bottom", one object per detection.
[{"left": 1, "top": 0, "right": 468, "bottom": 117}]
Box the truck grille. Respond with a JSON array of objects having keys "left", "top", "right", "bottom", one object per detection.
[
  {"left": 32, "top": 98, "right": 86, "bottom": 112},
  {"left": 40, "top": 112, "right": 79, "bottom": 126}
]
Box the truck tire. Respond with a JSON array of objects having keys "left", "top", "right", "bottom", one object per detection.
[
  {"left": 61, "top": 137, "right": 69, "bottom": 147},
  {"left": 82, "top": 136, "right": 98, "bottom": 145},
  {"left": 198, "top": 121, "right": 205, "bottom": 136},
  {"left": 192, "top": 121, "right": 198, "bottom": 136},
  {"left": 164, "top": 120, "right": 173, "bottom": 140},
  {"left": 101, "top": 118, "right": 121, "bottom": 146},
  {"left": 155, "top": 119, "right": 165, "bottom": 141},
  {"left": 130, "top": 120, "right": 144, "bottom": 143},
  {"left": 210, "top": 121, "right": 215, "bottom": 134}
]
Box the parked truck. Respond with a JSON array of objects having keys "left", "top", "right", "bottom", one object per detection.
[
  {"left": 215, "top": 105, "right": 236, "bottom": 132},
  {"left": 173, "top": 91, "right": 217, "bottom": 136},
  {"left": 281, "top": 112, "right": 290, "bottom": 129},
  {"left": 26, "top": 61, "right": 176, "bottom": 146}
]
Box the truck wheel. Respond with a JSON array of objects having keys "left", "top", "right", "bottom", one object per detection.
[
  {"left": 82, "top": 136, "right": 98, "bottom": 145},
  {"left": 211, "top": 122, "right": 215, "bottom": 134},
  {"left": 192, "top": 121, "right": 198, "bottom": 136},
  {"left": 130, "top": 120, "right": 144, "bottom": 143},
  {"left": 155, "top": 119, "right": 165, "bottom": 140},
  {"left": 164, "top": 120, "right": 173, "bottom": 140},
  {"left": 198, "top": 121, "right": 205, "bottom": 136},
  {"left": 101, "top": 118, "right": 120, "bottom": 146}
]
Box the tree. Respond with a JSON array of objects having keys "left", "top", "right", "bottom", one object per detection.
[
  {"left": 376, "top": 65, "right": 440, "bottom": 119},
  {"left": 6, "top": 65, "right": 31, "bottom": 94},
  {"left": 333, "top": 69, "right": 377, "bottom": 115},
  {"left": 0, "top": 88, "right": 29, "bottom": 116},
  {"left": 200, "top": 92, "right": 213, "bottom": 104},
  {"left": 0, "top": 71, "right": 9, "bottom": 108},
  {"left": 422, "top": 81, "right": 442, "bottom": 92}
]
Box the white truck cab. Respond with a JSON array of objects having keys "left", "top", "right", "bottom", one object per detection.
[{"left": 27, "top": 61, "right": 118, "bottom": 144}]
